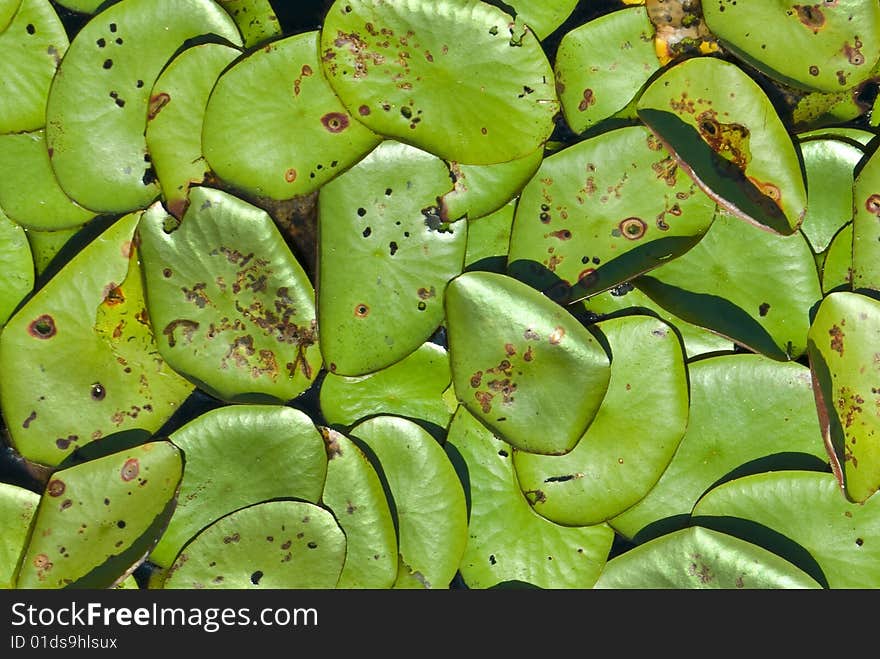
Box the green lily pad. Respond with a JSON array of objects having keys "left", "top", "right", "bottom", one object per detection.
[
  {"left": 440, "top": 146, "right": 544, "bottom": 223},
  {"left": 321, "top": 427, "right": 398, "bottom": 588},
  {"left": 0, "top": 482, "right": 39, "bottom": 589},
  {"left": 25, "top": 225, "right": 83, "bottom": 277},
  {"left": 349, "top": 415, "right": 468, "bottom": 589},
  {"left": 0, "top": 0, "right": 21, "bottom": 32},
  {"left": 17, "top": 441, "right": 183, "bottom": 588},
  {"left": 594, "top": 526, "right": 822, "bottom": 589},
  {"left": 610, "top": 353, "right": 829, "bottom": 542},
  {"left": 486, "top": 0, "right": 578, "bottom": 41},
  {"left": 317, "top": 140, "right": 465, "bottom": 376},
  {"left": 637, "top": 56, "right": 808, "bottom": 235},
  {"left": 508, "top": 124, "right": 716, "bottom": 303},
  {"left": 447, "top": 406, "right": 614, "bottom": 589},
  {"left": 320, "top": 341, "right": 453, "bottom": 430},
  {"left": 799, "top": 136, "right": 863, "bottom": 253},
  {"left": 702, "top": 0, "right": 880, "bottom": 93},
  {"left": 446, "top": 271, "right": 610, "bottom": 455},
  {"left": 797, "top": 125, "right": 877, "bottom": 146},
  {"left": 0, "top": 209, "right": 34, "bottom": 327},
  {"left": 555, "top": 6, "right": 659, "bottom": 135},
  {"left": 821, "top": 222, "right": 853, "bottom": 294},
  {"left": 138, "top": 187, "right": 321, "bottom": 403},
  {"left": 791, "top": 84, "right": 876, "bottom": 130},
  {"left": 320, "top": 0, "right": 558, "bottom": 165},
  {"left": 464, "top": 199, "right": 516, "bottom": 274},
  {"left": 149, "top": 405, "right": 328, "bottom": 569},
  {"left": 807, "top": 291, "right": 880, "bottom": 503},
  {"left": 44, "top": 0, "right": 242, "bottom": 213},
  {"left": 0, "top": 0, "right": 67, "bottom": 134},
  {"left": 162, "top": 500, "right": 346, "bottom": 589},
  {"left": 692, "top": 471, "right": 880, "bottom": 589},
  {"left": 514, "top": 314, "right": 688, "bottom": 526},
  {"left": 144, "top": 42, "right": 242, "bottom": 219},
  {"left": 203, "top": 30, "right": 380, "bottom": 203},
  {"left": 577, "top": 283, "right": 735, "bottom": 359},
  {"left": 0, "top": 211, "right": 194, "bottom": 467},
  {"left": 0, "top": 130, "right": 97, "bottom": 230},
  {"left": 217, "top": 0, "right": 281, "bottom": 48},
  {"left": 637, "top": 207, "right": 822, "bottom": 360},
  {"left": 852, "top": 144, "right": 880, "bottom": 291}
]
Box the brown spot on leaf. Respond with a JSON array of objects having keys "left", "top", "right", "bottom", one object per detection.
[
  {"left": 148, "top": 92, "right": 170, "bottom": 120},
  {"left": 793, "top": 4, "right": 825, "bottom": 32},
  {"left": 28, "top": 314, "right": 56, "bottom": 339},
  {"left": 321, "top": 112, "right": 349, "bottom": 133},
  {"left": 47, "top": 479, "right": 65, "bottom": 497},
  {"left": 285, "top": 168, "right": 297, "bottom": 183},
  {"left": 120, "top": 458, "right": 139, "bottom": 481},
  {"left": 619, "top": 217, "right": 647, "bottom": 240},
  {"left": 578, "top": 88, "right": 595, "bottom": 112},
  {"left": 549, "top": 326, "right": 566, "bottom": 345},
  {"left": 354, "top": 303, "right": 370, "bottom": 317},
  {"left": 865, "top": 194, "right": 880, "bottom": 215},
  {"left": 829, "top": 323, "right": 845, "bottom": 355}
]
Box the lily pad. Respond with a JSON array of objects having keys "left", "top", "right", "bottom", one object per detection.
[
  {"left": 217, "top": 0, "right": 281, "bottom": 48},
  {"left": 44, "top": 0, "right": 242, "bottom": 213},
  {"left": 445, "top": 271, "right": 611, "bottom": 455},
  {"left": 162, "top": 500, "right": 346, "bottom": 589},
  {"left": 486, "top": 0, "right": 578, "bottom": 41},
  {"left": 447, "top": 406, "right": 615, "bottom": 589},
  {"left": 637, "top": 207, "right": 822, "bottom": 361},
  {"left": 692, "top": 470, "right": 880, "bottom": 589},
  {"left": 514, "top": 314, "right": 689, "bottom": 526},
  {"left": 555, "top": 6, "right": 660, "bottom": 134},
  {"left": 820, "top": 222, "right": 853, "bottom": 294},
  {"left": 0, "top": 0, "right": 67, "bottom": 134},
  {"left": 637, "top": 56, "right": 808, "bottom": 235},
  {"left": 349, "top": 415, "right": 468, "bottom": 589},
  {"left": 807, "top": 291, "right": 880, "bottom": 503},
  {"left": 0, "top": 209, "right": 34, "bottom": 327},
  {"left": 0, "top": 130, "right": 97, "bottom": 230},
  {"left": 17, "top": 441, "right": 183, "bottom": 588},
  {"left": 149, "top": 405, "right": 328, "bottom": 569},
  {"left": 144, "top": 42, "right": 242, "bottom": 218},
  {"left": 0, "top": 211, "right": 194, "bottom": 467},
  {"left": 852, "top": 144, "right": 880, "bottom": 291},
  {"left": 508, "top": 124, "right": 716, "bottom": 303},
  {"left": 321, "top": 428, "right": 398, "bottom": 589},
  {"left": 320, "top": 341, "right": 453, "bottom": 430},
  {"left": 594, "top": 526, "right": 821, "bottom": 589},
  {"left": 319, "top": 0, "right": 558, "bottom": 165},
  {"left": 798, "top": 136, "right": 863, "bottom": 253},
  {"left": 317, "top": 140, "right": 465, "bottom": 376},
  {"left": 702, "top": 0, "right": 880, "bottom": 93},
  {"left": 464, "top": 199, "right": 516, "bottom": 274},
  {"left": 138, "top": 187, "right": 321, "bottom": 403},
  {"left": 0, "top": 482, "right": 39, "bottom": 589},
  {"left": 610, "top": 353, "right": 829, "bottom": 542},
  {"left": 440, "top": 146, "right": 544, "bottom": 223},
  {"left": 202, "top": 30, "right": 380, "bottom": 202}
]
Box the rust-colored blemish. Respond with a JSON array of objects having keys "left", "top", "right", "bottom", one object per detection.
[
  {"left": 470, "top": 371, "right": 483, "bottom": 388},
  {"left": 22, "top": 411, "right": 36, "bottom": 428},
  {"left": 865, "top": 194, "right": 880, "bottom": 215},
  {"left": 358, "top": 104, "right": 370, "bottom": 116},
  {"left": 578, "top": 268, "right": 597, "bottom": 286},
  {"left": 697, "top": 110, "right": 751, "bottom": 170},
  {"left": 321, "top": 112, "right": 349, "bottom": 133},
  {"left": 285, "top": 168, "right": 297, "bottom": 183},
  {"left": 504, "top": 343, "right": 516, "bottom": 356},
  {"left": 843, "top": 40, "right": 866, "bottom": 65},
  {"left": 748, "top": 176, "right": 782, "bottom": 204},
  {"left": 549, "top": 229, "right": 572, "bottom": 240},
  {"left": 793, "top": 4, "right": 825, "bottom": 32},
  {"left": 47, "top": 479, "right": 65, "bottom": 497},
  {"left": 578, "top": 88, "right": 595, "bottom": 112},
  {"left": 102, "top": 284, "right": 125, "bottom": 306},
  {"left": 475, "top": 390, "right": 493, "bottom": 413},
  {"left": 354, "top": 303, "right": 369, "bottom": 318},
  {"left": 619, "top": 217, "right": 647, "bottom": 240},
  {"left": 28, "top": 314, "right": 56, "bottom": 339},
  {"left": 120, "top": 458, "right": 139, "bottom": 481},
  {"left": 549, "top": 326, "right": 566, "bottom": 345},
  {"left": 829, "top": 323, "right": 845, "bottom": 355},
  {"left": 147, "top": 92, "right": 170, "bottom": 120}
]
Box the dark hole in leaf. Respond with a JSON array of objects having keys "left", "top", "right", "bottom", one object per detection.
[
  {"left": 251, "top": 571, "right": 263, "bottom": 585},
  {"left": 28, "top": 315, "right": 57, "bottom": 339},
  {"left": 90, "top": 383, "right": 106, "bottom": 401}
]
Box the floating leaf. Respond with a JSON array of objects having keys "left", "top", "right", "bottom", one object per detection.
[
  {"left": 464, "top": 200, "right": 516, "bottom": 274},
  {"left": 514, "top": 314, "right": 688, "bottom": 526},
  {"left": 45, "top": 0, "right": 242, "bottom": 213},
  {"left": 594, "top": 526, "right": 821, "bottom": 589},
  {"left": 317, "top": 140, "right": 465, "bottom": 376},
  {"left": 692, "top": 471, "right": 880, "bottom": 589},
  {"left": 637, "top": 207, "right": 822, "bottom": 360},
  {"left": 144, "top": 42, "right": 242, "bottom": 218},
  {"left": 807, "top": 291, "right": 880, "bottom": 503},
  {"left": 0, "top": 212, "right": 194, "bottom": 466},
  {"left": 149, "top": 405, "right": 328, "bottom": 569},
  {"left": 321, "top": 428, "right": 398, "bottom": 588},
  {"left": 349, "top": 415, "right": 468, "bottom": 589},
  {"left": 0, "top": 482, "right": 39, "bottom": 588},
  {"left": 820, "top": 222, "right": 853, "bottom": 294},
  {"left": 138, "top": 187, "right": 320, "bottom": 403},
  {"left": 508, "top": 124, "right": 716, "bottom": 303},
  {"left": 448, "top": 406, "right": 614, "bottom": 589},
  {"left": 852, "top": 144, "right": 880, "bottom": 291},
  {"left": 637, "top": 56, "right": 808, "bottom": 235},
  {"left": 555, "top": 6, "right": 659, "bottom": 134},
  {"left": 320, "top": 0, "right": 558, "bottom": 165},
  {"left": 446, "top": 271, "right": 610, "bottom": 455},
  {"left": 162, "top": 500, "right": 346, "bottom": 589},
  {"left": 0, "top": 130, "right": 97, "bottom": 230},
  {"left": 610, "top": 353, "right": 829, "bottom": 542},
  {"left": 17, "top": 441, "right": 183, "bottom": 588},
  {"left": 320, "top": 341, "right": 453, "bottom": 430},
  {"left": 0, "top": 0, "right": 67, "bottom": 134},
  {"left": 217, "top": 0, "right": 281, "bottom": 48},
  {"left": 203, "top": 30, "right": 380, "bottom": 202},
  {"left": 798, "top": 136, "right": 863, "bottom": 253},
  {"left": 702, "top": 0, "right": 880, "bottom": 93},
  {"left": 0, "top": 209, "right": 33, "bottom": 327}
]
